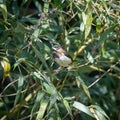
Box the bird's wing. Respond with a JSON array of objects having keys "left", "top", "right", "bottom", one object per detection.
[
  {"left": 52, "top": 51, "right": 60, "bottom": 58},
  {"left": 63, "top": 51, "right": 73, "bottom": 61}
]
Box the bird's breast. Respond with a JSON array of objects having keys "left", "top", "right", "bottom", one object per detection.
[{"left": 54, "top": 55, "right": 72, "bottom": 67}]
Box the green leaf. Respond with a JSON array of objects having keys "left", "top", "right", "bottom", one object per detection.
[
  {"left": 36, "top": 99, "right": 49, "bottom": 120},
  {"left": 73, "top": 101, "right": 95, "bottom": 118},
  {"left": 43, "top": 0, "right": 50, "bottom": 13},
  {"left": 76, "top": 76, "right": 91, "bottom": 99},
  {"left": 30, "top": 91, "right": 45, "bottom": 120},
  {"left": 50, "top": 95, "right": 57, "bottom": 104},
  {"left": 32, "top": 71, "right": 43, "bottom": 80},
  {"left": 96, "top": 18, "right": 102, "bottom": 34},
  {"left": 0, "top": 4, "right": 7, "bottom": 22},
  {"left": 14, "top": 75, "right": 24, "bottom": 105},
  {"left": 43, "top": 82, "right": 57, "bottom": 95},
  {"left": 33, "top": 46, "right": 50, "bottom": 72},
  {"left": 100, "top": 0, "right": 108, "bottom": 12},
  {"left": 80, "top": 22, "right": 85, "bottom": 32},
  {"left": 87, "top": 52, "right": 94, "bottom": 63},
  {"left": 85, "top": 0, "right": 91, "bottom": 2},
  {"left": 13, "top": 22, "right": 25, "bottom": 41},
  {"left": 14, "top": 22, "right": 25, "bottom": 33},
  {"left": 20, "top": 0, "right": 28, "bottom": 6},
  {"left": 54, "top": 103, "right": 62, "bottom": 120},
  {"left": 95, "top": 110, "right": 107, "bottom": 120},
  {"left": 14, "top": 58, "right": 26, "bottom": 69},
  {"left": 82, "top": 11, "right": 93, "bottom": 39},
  {"left": 90, "top": 105, "right": 110, "bottom": 120},
  {"left": 63, "top": 99, "right": 72, "bottom": 117},
  {"left": 99, "top": 25, "right": 116, "bottom": 42},
  {"left": 34, "top": 1, "right": 42, "bottom": 12},
  {"left": 12, "top": 0, "right": 19, "bottom": 15}
]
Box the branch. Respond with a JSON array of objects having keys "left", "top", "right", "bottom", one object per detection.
[{"left": 88, "top": 60, "right": 120, "bottom": 88}]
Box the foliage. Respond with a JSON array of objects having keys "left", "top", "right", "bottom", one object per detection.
[{"left": 0, "top": 0, "right": 120, "bottom": 120}]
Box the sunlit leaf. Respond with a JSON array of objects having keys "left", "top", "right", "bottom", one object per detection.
[
  {"left": 82, "top": 10, "right": 93, "bottom": 39},
  {"left": 100, "top": 0, "right": 108, "bottom": 12},
  {"left": 36, "top": 99, "right": 49, "bottom": 120},
  {"left": 96, "top": 19, "right": 102, "bottom": 34},
  {"left": 90, "top": 105, "right": 110, "bottom": 120},
  {"left": 73, "top": 101, "right": 95, "bottom": 118},
  {"left": 0, "top": 4, "right": 7, "bottom": 22},
  {"left": 30, "top": 91, "right": 45, "bottom": 120},
  {"left": 87, "top": 52, "right": 94, "bottom": 63},
  {"left": 43, "top": 82, "right": 57, "bottom": 95},
  {"left": 80, "top": 22, "right": 85, "bottom": 32},
  {"left": 32, "top": 71, "right": 43, "bottom": 80},
  {"left": 85, "top": 0, "right": 91, "bottom": 2}
]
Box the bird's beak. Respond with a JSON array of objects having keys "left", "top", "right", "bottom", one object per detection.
[{"left": 52, "top": 46, "right": 56, "bottom": 51}]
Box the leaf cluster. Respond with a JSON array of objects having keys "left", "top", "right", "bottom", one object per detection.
[{"left": 0, "top": 0, "right": 120, "bottom": 120}]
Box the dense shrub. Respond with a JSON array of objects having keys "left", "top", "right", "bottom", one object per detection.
[{"left": 0, "top": 0, "right": 120, "bottom": 120}]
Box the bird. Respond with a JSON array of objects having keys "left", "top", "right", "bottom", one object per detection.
[{"left": 52, "top": 45, "right": 72, "bottom": 67}]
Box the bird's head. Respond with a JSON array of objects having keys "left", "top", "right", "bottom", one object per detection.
[{"left": 52, "top": 45, "right": 65, "bottom": 54}]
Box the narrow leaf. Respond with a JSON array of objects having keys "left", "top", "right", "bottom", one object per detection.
[
  {"left": 90, "top": 105, "right": 110, "bottom": 120},
  {"left": 82, "top": 10, "right": 93, "bottom": 39},
  {"left": 99, "top": 25, "right": 116, "bottom": 42},
  {"left": 76, "top": 76, "right": 91, "bottom": 99},
  {"left": 87, "top": 52, "right": 94, "bottom": 63},
  {"left": 63, "top": 99, "right": 72, "bottom": 117},
  {"left": 30, "top": 91, "right": 45, "bottom": 120},
  {"left": 0, "top": 4, "right": 7, "bottom": 22},
  {"left": 100, "top": 0, "right": 108, "bottom": 12},
  {"left": 33, "top": 46, "right": 50, "bottom": 72},
  {"left": 14, "top": 75, "right": 24, "bottom": 105},
  {"left": 43, "top": 82, "right": 56, "bottom": 95},
  {"left": 14, "top": 58, "right": 26, "bottom": 69},
  {"left": 73, "top": 101, "right": 95, "bottom": 118},
  {"left": 36, "top": 99, "right": 49, "bottom": 120}
]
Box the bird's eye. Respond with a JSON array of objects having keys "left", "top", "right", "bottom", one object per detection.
[{"left": 52, "top": 45, "right": 60, "bottom": 50}]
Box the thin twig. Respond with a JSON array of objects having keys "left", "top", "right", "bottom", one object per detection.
[
  {"left": 73, "top": 39, "right": 94, "bottom": 60},
  {"left": 59, "top": 72, "right": 69, "bottom": 92},
  {"left": 18, "top": 112, "right": 38, "bottom": 120},
  {"left": 88, "top": 60, "right": 120, "bottom": 88},
  {"left": 0, "top": 79, "right": 18, "bottom": 96}
]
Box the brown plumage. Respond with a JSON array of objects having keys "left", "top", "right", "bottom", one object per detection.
[{"left": 52, "top": 45, "right": 72, "bottom": 67}]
